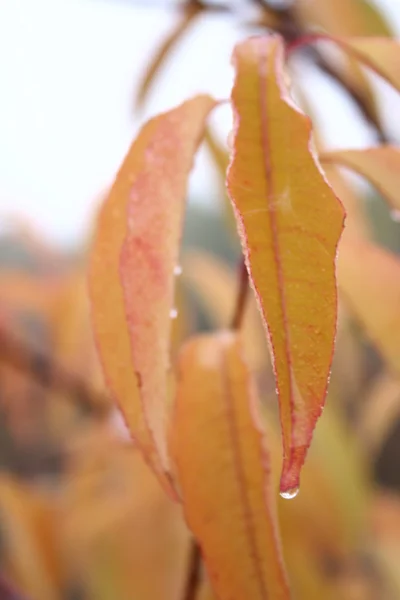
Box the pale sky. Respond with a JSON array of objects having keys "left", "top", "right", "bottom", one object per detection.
[{"left": 0, "top": 0, "right": 400, "bottom": 246}]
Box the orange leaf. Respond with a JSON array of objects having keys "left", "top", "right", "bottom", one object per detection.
[
  {"left": 321, "top": 146, "right": 400, "bottom": 214},
  {"left": 170, "top": 332, "right": 291, "bottom": 600},
  {"left": 119, "top": 96, "right": 216, "bottom": 474},
  {"left": 226, "top": 36, "right": 345, "bottom": 494},
  {"left": 0, "top": 476, "right": 63, "bottom": 600},
  {"left": 89, "top": 95, "right": 216, "bottom": 496},
  {"left": 338, "top": 236, "right": 400, "bottom": 373},
  {"left": 294, "top": 0, "right": 392, "bottom": 129}
]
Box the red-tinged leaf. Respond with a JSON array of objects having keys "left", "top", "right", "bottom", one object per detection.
[
  {"left": 226, "top": 36, "right": 345, "bottom": 494},
  {"left": 119, "top": 96, "right": 217, "bottom": 475},
  {"left": 321, "top": 147, "right": 400, "bottom": 214},
  {"left": 89, "top": 95, "right": 216, "bottom": 497},
  {"left": 135, "top": 1, "right": 202, "bottom": 110},
  {"left": 338, "top": 236, "right": 400, "bottom": 373},
  {"left": 170, "top": 332, "right": 291, "bottom": 600}
]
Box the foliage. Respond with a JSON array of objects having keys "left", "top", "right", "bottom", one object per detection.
[{"left": 1, "top": 1, "right": 400, "bottom": 599}]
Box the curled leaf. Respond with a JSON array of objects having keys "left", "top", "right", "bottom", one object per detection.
[
  {"left": 226, "top": 35, "right": 345, "bottom": 494},
  {"left": 321, "top": 146, "right": 400, "bottom": 213},
  {"left": 170, "top": 332, "right": 291, "bottom": 600},
  {"left": 89, "top": 95, "right": 216, "bottom": 496}
]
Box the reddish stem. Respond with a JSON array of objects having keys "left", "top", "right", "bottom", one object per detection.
[{"left": 231, "top": 260, "right": 249, "bottom": 330}]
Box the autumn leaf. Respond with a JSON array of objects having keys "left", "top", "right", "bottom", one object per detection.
[
  {"left": 62, "top": 425, "right": 189, "bottom": 600},
  {"left": 295, "top": 0, "right": 392, "bottom": 37},
  {"left": 0, "top": 476, "right": 63, "bottom": 600},
  {"left": 321, "top": 147, "right": 400, "bottom": 214},
  {"left": 338, "top": 236, "right": 400, "bottom": 374},
  {"left": 294, "top": 0, "right": 393, "bottom": 132},
  {"left": 88, "top": 95, "right": 216, "bottom": 496},
  {"left": 299, "top": 36, "right": 400, "bottom": 95},
  {"left": 226, "top": 35, "right": 345, "bottom": 494},
  {"left": 322, "top": 164, "right": 370, "bottom": 241},
  {"left": 170, "top": 332, "right": 290, "bottom": 600}
]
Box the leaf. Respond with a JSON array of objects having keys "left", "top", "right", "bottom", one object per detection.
[
  {"left": 170, "top": 332, "right": 291, "bottom": 600},
  {"left": 62, "top": 425, "right": 189, "bottom": 600},
  {"left": 338, "top": 236, "right": 400, "bottom": 373},
  {"left": 88, "top": 95, "right": 216, "bottom": 496},
  {"left": 135, "top": 1, "right": 202, "bottom": 110},
  {"left": 322, "top": 164, "right": 370, "bottom": 241},
  {"left": 0, "top": 476, "right": 63, "bottom": 600},
  {"left": 294, "top": 0, "right": 392, "bottom": 128},
  {"left": 326, "top": 37, "right": 400, "bottom": 94},
  {"left": 119, "top": 95, "right": 216, "bottom": 477},
  {"left": 226, "top": 35, "right": 345, "bottom": 494},
  {"left": 295, "top": 0, "right": 392, "bottom": 36},
  {"left": 321, "top": 146, "right": 400, "bottom": 213}
]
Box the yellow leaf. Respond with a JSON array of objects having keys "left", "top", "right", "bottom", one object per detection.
[
  {"left": 170, "top": 332, "right": 291, "bottom": 600},
  {"left": 226, "top": 35, "right": 345, "bottom": 494},
  {"left": 88, "top": 96, "right": 216, "bottom": 497},
  {"left": 321, "top": 146, "right": 400, "bottom": 214},
  {"left": 338, "top": 236, "right": 400, "bottom": 373}
]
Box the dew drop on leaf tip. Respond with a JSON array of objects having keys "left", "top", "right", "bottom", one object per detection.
[{"left": 279, "top": 486, "right": 299, "bottom": 500}]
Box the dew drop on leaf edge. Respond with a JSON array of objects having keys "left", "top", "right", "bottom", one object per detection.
[
  {"left": 170, "top": 308, "right": 178, "bottom": 319},
  {"left": 280, "top": 486, "right": 299, "bottom": 500}
]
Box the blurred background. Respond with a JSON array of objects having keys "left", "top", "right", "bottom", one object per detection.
[{"left": 0, "top": 1, "right": 400, "bottom": 599}]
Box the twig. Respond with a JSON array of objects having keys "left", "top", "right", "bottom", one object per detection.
[
  {"left": 182, "top": 540, "right": 202, "bottom": 600},
  {"left": 0, "top": 327, "right": 110, "bottom": 418},
  {"left": 231, "top": 260, "right": 249, "bottom": 330}
]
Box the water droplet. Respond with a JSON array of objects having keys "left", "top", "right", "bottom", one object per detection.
[
  {"left": 173, "top": 265, "right": 182, "bottom": 276},
  {"left": 280, "top": 486, "right": 299, "bottom": 500},
  {"left": 170, "top": 308, "right": 178, "bottom": 319},
  {"left": 391, "top": 209, "right": 400, "bottom": 223}
]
